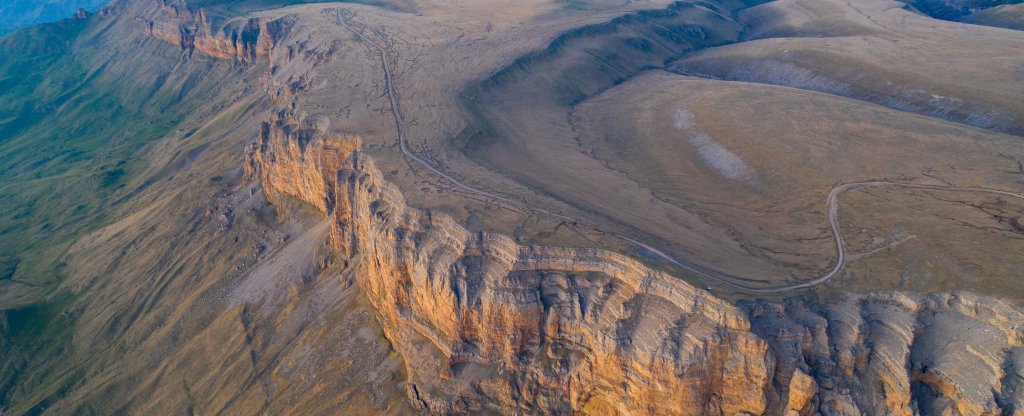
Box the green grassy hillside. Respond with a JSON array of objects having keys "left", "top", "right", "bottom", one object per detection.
[{"left": 0, "top": 11, "right": 270, "bottom": 412}]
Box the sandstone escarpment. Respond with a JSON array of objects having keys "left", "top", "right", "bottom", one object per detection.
[
  {"left": 338, "top": 156, "right": 773, "bottom": 415},
  {"left": 142, "top": 0, "right": 293, "bottom": 61},
  {"left": 5, "top": 0, "right": 1021, "bottom": 413},
  {"left": 248, "top": 116, "right": 1024, "bottom": 415},
  {"left": 245, "top": 112, "right": 359, "bottom": 214},
  {"left": 142, "top": 0, "right": 339, "bottom": 105}
]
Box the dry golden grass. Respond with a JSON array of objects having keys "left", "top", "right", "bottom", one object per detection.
[
  {"left": 672, "top": 0, "right": 1024, "bottom": 135},
  {"left": 573, "top": 73, "right": 1024, "bottom": 298},
  {"left": 257, "top": 0, "right": 1024, "bottom": 299},
  {"left": 6, "top": 0, "right": 1024, "bottom": 410}
]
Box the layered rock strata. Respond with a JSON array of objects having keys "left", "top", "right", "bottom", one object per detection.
[
  {"left": 142, "top": 0, "right": 293, "bottom": 61},
  {"left": 66, "top": 0, "right": 1024, "bottom": 413},
  {"left": 246, "top": 112, "right": 359, "bottom": 214},
  {"left": 248, "top": 115, "right": 1024, "bottom": 415}
]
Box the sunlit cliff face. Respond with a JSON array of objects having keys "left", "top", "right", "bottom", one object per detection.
[
  {"left": 143, "top": 1, "right": 294, "bottom": 62},
  {"left": 3, "top": 0, "right": 1024, "bottom": 414},
  {"left": 246, "top": 108, "right": 1024, "bottom": 415}
]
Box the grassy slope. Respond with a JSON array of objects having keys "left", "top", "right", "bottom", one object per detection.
[
  {"left": 457, "top": 1, "right": 767, "bottom": 283},
  {"left": 960, "top": 3, "right": 1024, "bottom": 30},
  {"left": 574, "top": 73, "right": 1024, "bottom": 297},
  {"left": 671, "top": 0, "right": 1024, "bottom": 135},
  {"left": 0, "top": 12, "right": 257, "bottom": 412},
  {"left": 0, "top": 4, "right": 413, "bottom": 412},
  {"left": 0, "top": 14, "right": 228, "bottom": 302}
]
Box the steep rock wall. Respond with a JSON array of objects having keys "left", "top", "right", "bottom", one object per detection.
[
  {"left": 247, "top": 116, "right": 1024, "bottom": 415},
  {"left": 246, "top": 112, "right": 359, "bottom": 214},
  {"left": 141, "top": 0, "right": 293, "bottom": 61}
]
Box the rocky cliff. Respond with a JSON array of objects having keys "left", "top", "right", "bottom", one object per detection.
[
  {"left": 125, "top": 1, "right": 1024, "bottom": 413},
  {"left": 248, "top": 113, "right": 1024, "bottom": 415},
  {"left": 3, "top": 0, "right": 1020, "bottom": 412},
  {"left": 141, "top": 0, "right": 293, "bottom": 61},
  {"left": 246, "top": 112, "right": 359, "bottom": 214}
]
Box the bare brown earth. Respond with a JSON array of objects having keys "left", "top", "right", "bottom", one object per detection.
[
  {"left": 571, "top": 73, "right": 1024, "bottom": 298},
  {"left": 671, "top": 0, "right": 1024, "bottom": 135},
  {"left": 247, "top": 108, "right": 1024, "bottom": 415},
  {"left": 3, "top": 0, "right": 1024, "bottom": 414}
]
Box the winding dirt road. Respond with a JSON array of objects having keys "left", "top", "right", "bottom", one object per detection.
[
  {"left": 776, "top": 182, "right": 1024, "bottom": 293},
  {"left": 334, "top": 10, "right": 1024, "bottom": 294}
]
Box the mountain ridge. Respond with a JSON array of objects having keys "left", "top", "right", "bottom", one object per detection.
[{"left": 2, "top": 0, "right": 1023, "bottom": 414}]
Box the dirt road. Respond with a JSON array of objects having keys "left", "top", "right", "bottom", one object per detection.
[{"left": 334, "top": 10, "right": 1024, "bottom": 294}]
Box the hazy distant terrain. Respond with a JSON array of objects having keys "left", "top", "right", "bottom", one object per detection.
[
  {"left": 896, "top": 0, "right": 1024, "bottom": 30},
  {"left": 899, "top": 0, "right": 1023, "bottom": 20},
  {"left": 960, "top": 2, "right": 1024, "bottom": 30},
  {"left": 0, "top": 0, "right": 109, "bottom": 33}
]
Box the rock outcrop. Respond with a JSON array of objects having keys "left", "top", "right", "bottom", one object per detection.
[
  {"left": 7, "top": 0, "right": 1020, "bottom": 413},
  {"left": 246, "top": 112, "right": 359, "bottom": 214},
  {"left": 248, "top": 115, "right": 1024, "bottom": 415},
  {"left": 142, "top": 0, "right": 293, "bottom": 61}
]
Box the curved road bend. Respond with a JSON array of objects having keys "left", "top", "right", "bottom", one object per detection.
[{"left": 334, "top": 12, "right": 1024, "bottom": 294}]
